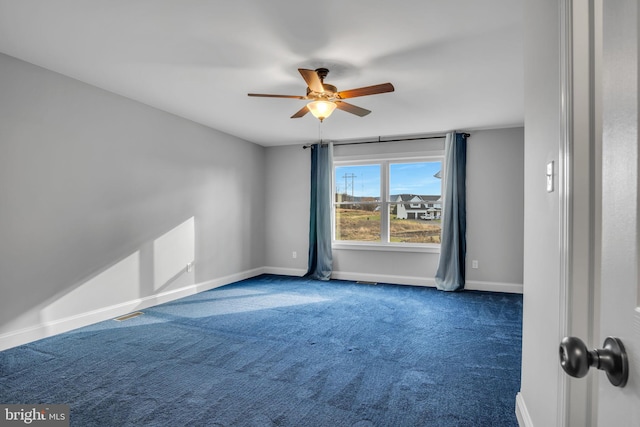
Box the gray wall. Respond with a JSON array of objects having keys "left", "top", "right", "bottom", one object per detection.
[
  {"left": 264, "top": 145, "right": 310, "bottom": 274},
  {"left": 518, "top": 0, "right": 564, "bottom": 424},
  {"left": 264, "top": 127, "right": 524, "bottom": 291},
  {"left": 466, "top": 127, "right": 524, "bottom": 285},
  {"left": 0, "top": 53, "right": 265, "bottom": 348}
]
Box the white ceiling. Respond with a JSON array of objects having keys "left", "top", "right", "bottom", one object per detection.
[{"left": 0, "top": 0, "right": 523, "bottom": 147}]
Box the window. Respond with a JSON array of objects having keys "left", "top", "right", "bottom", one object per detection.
[{"left": 333, "top": 158, "right": 443, "bottom": 247}]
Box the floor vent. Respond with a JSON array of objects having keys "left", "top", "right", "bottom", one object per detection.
[
  {"left": 356, "top": 281, "right": 378, "bottom": 285},
  {"left": 114, "top": 312, "right": 144, "bottom": 322}
]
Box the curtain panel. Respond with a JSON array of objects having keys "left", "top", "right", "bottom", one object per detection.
[
  {"left": 435, "top": 132, "right": 467, "bottom": 291},
  {"left": 306, "top": 143, "right": 333, "bottom": 280}
]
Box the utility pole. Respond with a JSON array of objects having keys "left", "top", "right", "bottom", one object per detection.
[{"left": 342, "top": 173, "right": 356, "bottom": 201}]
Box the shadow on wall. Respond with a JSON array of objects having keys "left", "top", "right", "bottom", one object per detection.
[{"left": 0, "top": 217, "right": 196, "bottom": 348}]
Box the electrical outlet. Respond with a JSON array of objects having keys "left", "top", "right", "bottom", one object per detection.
[
  {"left": 292, "top": 251, "right": 297, "bottom": 259},
  {"left": 472, "top": 260, "right": 479, "bottom": 269}
]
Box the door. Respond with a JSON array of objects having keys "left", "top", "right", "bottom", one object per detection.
[{"left": 598, "top": 0, "right": 640, "bottom": 423}]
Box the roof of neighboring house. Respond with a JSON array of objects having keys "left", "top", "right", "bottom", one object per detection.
[
  {"left": 393, "top": 194, "right": 441, "bottom": 203},
  {"left": 393, "top": 194, "right": 442, "bottom": 211}
]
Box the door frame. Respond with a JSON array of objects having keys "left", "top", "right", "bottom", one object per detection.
[
  {"left": 558, "top": 0, "right": 572, "bottom": 423},
  {"left": 559, "top": 0, "right": 602, "bottom": 425}
]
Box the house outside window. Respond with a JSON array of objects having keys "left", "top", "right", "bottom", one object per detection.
[{"left": 333, "top": 157, "right": 443, "bottom": 248}]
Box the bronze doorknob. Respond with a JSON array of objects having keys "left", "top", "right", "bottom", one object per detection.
[{"left": 559, "top": 336, "right": 628, "bottom": 387}]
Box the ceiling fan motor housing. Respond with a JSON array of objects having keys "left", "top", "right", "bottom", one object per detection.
[
  {"left": 315, "top": 68, "right": 330, "bottom": 81},
  {"left": 315, "top": 68, "right": 337, "bottom": 96}
]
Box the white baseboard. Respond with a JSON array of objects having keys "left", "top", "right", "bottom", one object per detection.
[
  {"left": 331, "top": 271, "right": 522, "bottom": 294},
  {"left": 516, "top": 392, "right": 534, "bottom": 427},
  {"left": 193, "top": 267, "right": 267, "bottom": 293},
  {"left": 262, "top": 267, "right": 306, "bottom": 277},
  {"left": 0, "top": 267, "right": 266, "bottom": 352},
  {"left": 331, "top": 271, "right": 436, "bottom": 287},
  {"left": 466, "top": 280, "right": 523, "bottom": 294}
]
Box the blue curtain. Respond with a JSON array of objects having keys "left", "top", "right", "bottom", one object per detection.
[
  {"left": 306, "top": 143, "right": 333, "bottom": 280},
  {"left": 435, "top": 132, "right": 467, "bottom": 291}
]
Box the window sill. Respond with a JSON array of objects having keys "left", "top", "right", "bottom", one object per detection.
[{"left": 332, "top": 242, "right": 441, "bottom": 254}]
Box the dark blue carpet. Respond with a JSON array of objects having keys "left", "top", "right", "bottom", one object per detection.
[{"left": 0, "top": 275, "right": 522, "bottom": 426}]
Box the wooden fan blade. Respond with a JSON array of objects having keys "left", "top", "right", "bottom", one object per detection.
[
  {"left": 335, "top": 101, "right": 371, "bottom": 117},
  {"left": 248, "top": 93, "right": 306, "bottom": 99},
  {"left": 337, "top": 83, "right": 395, "bottom": 99},
  {"left": 291, "top": 105, "right": 309, "bottom": 118},
  {"left": 298, "top": 69, "right": 324, "bottom": 93}
]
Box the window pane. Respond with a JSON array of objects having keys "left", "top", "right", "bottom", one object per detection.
[
  {"left": 389, "top": 162, "right": 442, "bottom": 244},
  {"left": 335, "top": 204, "right": 381, "bottom": 242},
  {"left": 334, "top": 164, "right": 380, "bottom": 202},
  {"left": 334, "top": 164, "right": 381, "bottom": 242}
]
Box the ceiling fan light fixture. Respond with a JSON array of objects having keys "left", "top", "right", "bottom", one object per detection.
[{"left": 307, "top": 100, "right": 337, "bottom": 122}]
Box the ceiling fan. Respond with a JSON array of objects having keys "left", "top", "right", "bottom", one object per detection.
[{"left": 248, "top": 68, "right": 394, "bottom": 122}]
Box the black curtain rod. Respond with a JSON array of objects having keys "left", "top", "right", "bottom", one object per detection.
[{"left": 302, "top": 133, "right": 470, "bottom": 149}]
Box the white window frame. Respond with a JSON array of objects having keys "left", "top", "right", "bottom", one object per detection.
[{"left": 332, "top": 153, "right": 444, "bottom": 253}]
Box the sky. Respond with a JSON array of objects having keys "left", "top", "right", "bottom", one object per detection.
[{"left": 335, "top": 162, "right": 442, "bottom": 198}]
